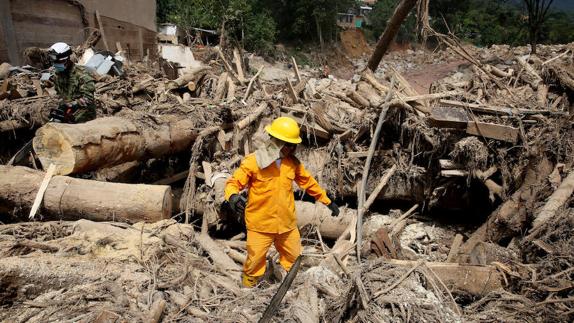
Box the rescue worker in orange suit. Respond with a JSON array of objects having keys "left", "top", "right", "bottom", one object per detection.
[{"left": 225, "top": 116, "right": 340, "bottom": 287}]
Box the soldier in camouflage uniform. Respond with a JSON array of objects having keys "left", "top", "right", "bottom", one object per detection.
[{"left": 48, "top": 42, "right": 96, "bottom": 123}]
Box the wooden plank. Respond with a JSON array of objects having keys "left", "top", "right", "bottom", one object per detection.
[
  {"left": 95, "top": 10, "right": 109, "bottom": 51},
  {"left": 428, "top": 106, "right": 469, "bottom": 129},
  {"left": 439, "top": 159, "right": 463, "bottom": 170},
  {"left": 466, "top": 122, "right": 519, "bottom": 143},
  {"left": 286, "top": 77, "right": 298, "bottom": 103},
  {"left": 446, "top": 234, "right": 464, "bottom": 262},
  {"left": 440, "top": 99, "right": 513, "bottom": 115},
  {"left": 291, "top": 56, "right": 301, "bottom": 82},
  {"left": 28, "top": 163, "right": 56, "bottom": 220},
  {"left": 233, "top": 48, "right": 245, "bottom": 82},
  {"left": 226, "top": 76, "right": 236, "bottom": 101},
  {"left": 347, "top": 150, "right": 386, "bottom": 158},
  {"left": 439, "top": 99, "right": 564, "bottom": 116},
  {"left": 403, "top": 90, "right": 461, "bottom": 103},
  {"left": 441, "top": 170, "right": 468, "bottom": 177}
]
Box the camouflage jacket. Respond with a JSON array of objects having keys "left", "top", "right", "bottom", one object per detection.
[
  {"left": 52, "top": 64, "right": 96, "bottom": 122},
  {"left": 53, "top": 64, "right": 95, "bottom": 103}
]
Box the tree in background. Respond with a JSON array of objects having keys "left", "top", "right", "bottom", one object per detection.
[
  {"left": 158, "top": 0, "right": 356, "bottom": 53},
  {"left": 544, "top": 11, "right": 574, "bottom": 44},
  {"left": 458, "top": 0, "right": 526, "bottom": 46},
  {"left": 156, "top": 0, "right": 277, "bottom": 55},
  {"left": 522, "top": 0, "right": 555, "bottom": 54},
  {"left": 369, "top": 0, "right": 417, "bottom": 44},
  {"left": 261, "top": 0, "right": 356, "bottom": 46}
]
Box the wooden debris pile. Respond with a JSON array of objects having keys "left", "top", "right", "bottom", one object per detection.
[{"left": 0, "top": 38, "right": 573, "bottom": 322}]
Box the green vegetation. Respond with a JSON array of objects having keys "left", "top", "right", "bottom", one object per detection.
[
  {"left": 158, "top": 0, "right": 574, "bottom": 54},
  {"left": 369, "top": 0, "right": 417, "bottom": 43},
  {"left": 368, "top": 0, "right": 574, "bottom": 48},
  {"left": 157, "top": 0, "right": 354, "bottom": 55}
]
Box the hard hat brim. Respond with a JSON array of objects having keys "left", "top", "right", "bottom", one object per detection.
[{"left": 265, "top": 125, "right": 302, "bottom": 144}]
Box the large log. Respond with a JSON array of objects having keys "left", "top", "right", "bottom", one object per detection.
[
  {"left": 33, "top": 117, "right": 198, "bottom": 175},
  {"left": 367, "top": 0, "right": 418, "bottom": 71},
  {"left": 0, "top": 165, "right": 171, "bottom": 223},
  {"left": 458, "top": 156, "right": 554, "bottom": 260},
  {"left": 527, "top": 171, "right": 574, "bottom": 239},
  {"left": 296, "top": 201, "right": 392, "bottom": 240},
  {"left": 296, "top": 201, "right": 354, "bottom": 239},
  {"left": 387, "top": 259, "right": 504, "bottom": 297}
]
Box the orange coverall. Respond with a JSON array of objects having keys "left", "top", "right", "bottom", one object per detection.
[{"left": 224, "top": 153, "right": 331, "bottom": 282}]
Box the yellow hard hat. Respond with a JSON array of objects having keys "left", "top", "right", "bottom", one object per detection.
[{"left": 265, "top": 116, "right": 302, "bottom": 144}]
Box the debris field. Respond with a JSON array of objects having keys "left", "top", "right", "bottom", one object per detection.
[{"left": 0, "top": 29, "right": 573, "bottom": 322}]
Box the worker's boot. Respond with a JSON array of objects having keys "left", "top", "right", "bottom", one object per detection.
[{"left": 241, "top": 272, "right": 262, "bottom": 288}]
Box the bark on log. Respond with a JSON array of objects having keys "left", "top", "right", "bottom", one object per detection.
[
  {"left": 166, "top": 65, "right": 211, "bottom": 90},
  {"left": 346, "top": 90, "right": 370, "bottom": 108},
  {"left": 197, "top": 232, "right": 241, "bottom": 273},
  {"left": 458, "top": 157, "right": 554, "bottom": 260},
  {"left": 356, "top": 82, "right": 383, "bottom": 107},
  {"left": 387, "top": 260, "right": 504, "bottom": 296},
  {"left": 367, "top": 0, "right": 418, "bottom": 71},
  {"left": 214, "top": 72, "right": 228, "bottom": 101},
  {"left": 528, "top": 171, "right": 574, "bottom": 237},
  {"left": 0, "top": 166, "right": 172, "bottom": 223},
  {"left": 33, "top": 117, "right": 198, "bottom": 175},
  {"left": 296, "top": 201, "right": 390, "bottom": 240},
  {"left": 468, "top": 242, "right": 519, "bottom": 265},
  {"left": 296, "top": 201, "right": 354, "bottom": 239}
]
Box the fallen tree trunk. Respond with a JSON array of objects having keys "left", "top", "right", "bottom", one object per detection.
[
  {"left": 367, "top": 0, "right": 418, "bottom": 71},
  {"left": 296, "top": 201, "right": 391, "bottom": 240},
  {"left": 33, "top": 116, "right": 198, "bottom": 175},
  {"left": 527, "top": 171, "right": 574, "bottom": 239},
  {"left": 387, "top": 260, "right": 504, "bottom": 297},
  {"left": 458, "top": 156, "right": 554, "bottom": 260},
  {"left": 0, "top": 165, "right": 172, "bottom": 223},
  {"left": 296, "top": 201, "right": 354, "bottom": 239}
]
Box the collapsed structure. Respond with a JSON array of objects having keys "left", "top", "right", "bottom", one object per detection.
[{"left": 0, "top": 19, "right": 573, "bottom": 322}]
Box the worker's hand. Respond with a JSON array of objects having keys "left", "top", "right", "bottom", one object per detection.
[
  {"left": 327, "top": 202, "right": 340, "bottom": 217},
  {"left": 229, "top": 194, "right": 246, "bottom": 216},
  {"left": 49, "top": 108, "right": 65, "bottom": 122},
  {"left": 49, "top": 103, "right": 68, "bottom": 122}
]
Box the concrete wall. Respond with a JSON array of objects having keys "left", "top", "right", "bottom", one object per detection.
[
  {"left": 0, "top": 0, "right": 86, "bottom": 65},
  {"left": 79, "top": 0, "right": 156, "bottom": 32},
  {"left": 97, "top": 15, "right": 158, "bottom": 60},
  {"left": 0, "top": 0, "right": 156, "bottom": 65}
]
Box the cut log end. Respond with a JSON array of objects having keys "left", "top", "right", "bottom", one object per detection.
[{"left": 33, "top": 124, "right": 75, "bottom": 175}]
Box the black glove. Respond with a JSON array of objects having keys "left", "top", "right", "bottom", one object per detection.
[
  {"left": 50, "top": 102, "right": 77, "bottom": 123},
  {"left": 48, "top": 106, "right": 65, "bottom": 122},
  {"left": 229, "top": 194, "right": 246, "bottom": 216},
  {"left": 327, "top": 201, "right": 340, "bottom": 217}
]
